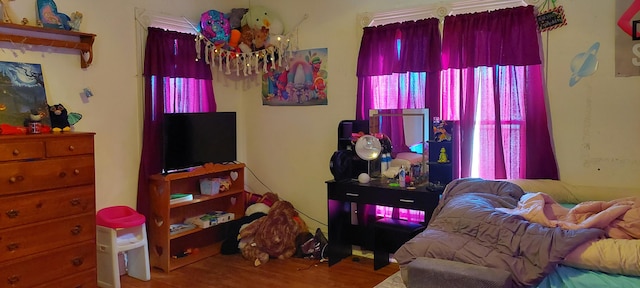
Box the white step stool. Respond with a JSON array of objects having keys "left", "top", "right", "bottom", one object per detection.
[{"left": 96, "top": 206, "right": 150, "bottom": 288}]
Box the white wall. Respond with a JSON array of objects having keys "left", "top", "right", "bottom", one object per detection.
[{"left": 1, "top": 0, "right": 637, "bottom": 235}]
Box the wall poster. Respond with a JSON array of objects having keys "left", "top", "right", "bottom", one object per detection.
[
  {"left": 615, "top": 0, "right": 640, "bottom": 77},
  {"left": 261, "top": 48, "right": 328, "bottom": 106},
  {"left": 0, "top": 61, "right": 50, "bottom": 130}
]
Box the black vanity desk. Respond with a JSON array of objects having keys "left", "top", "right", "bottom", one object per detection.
[{"left": 326, "top": 179, "right": 441, "bottom": 267}]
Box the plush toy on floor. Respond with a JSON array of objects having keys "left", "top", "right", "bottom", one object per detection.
[{"left": 238, "top": 200, "right": 309, "bottom": 266}]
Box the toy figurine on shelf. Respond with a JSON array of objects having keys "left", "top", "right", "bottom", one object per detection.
[
  {"left": 1, "top": 0, "right": 13, "bottom": 23},
  {"left": 438, "top": 147, "right": 449, "bottom": 163}
]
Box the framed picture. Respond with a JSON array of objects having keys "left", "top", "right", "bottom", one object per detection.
[
  {"left": 261, "top": 48, "right": 328, "bottom": 106},
  {"left": 0, "top": 61, "right": 50, "bottom": 131}
]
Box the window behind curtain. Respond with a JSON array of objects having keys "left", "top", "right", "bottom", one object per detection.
[
  {"left": 368, "top": 35, "right": 428, "bottom": 222},
  {"left": 441, "top": 66, "right": 527, "bottom": 179},
  {"left": 154, "top": 76, "right": 215, "bottom": 113},
  {"left": 137, "top": 27, "right": 216, "bottom": 220}
]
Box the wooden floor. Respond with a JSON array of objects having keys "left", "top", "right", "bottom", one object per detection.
[{"left": 120, "top": 254, "right": 399, "bottom": 288}]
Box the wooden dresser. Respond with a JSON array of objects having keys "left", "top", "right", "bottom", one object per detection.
[{"left": 0, "top": 132, "right": 97, "bottom": 287}]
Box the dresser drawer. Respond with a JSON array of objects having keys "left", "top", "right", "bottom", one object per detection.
[
  {"left": 0, "top": 155, "right": 95, "bottom": 195},
  {"left": 0, "top": 185, "right": 95, "bottom": 229},
  {"left": 0, "top": 240, "right": 96, "bottom": 288},
  {"left": 0, "top": 141, "right": 45, "bottom": 162},
  {"left": 45, "top": 136, "right": 94, "bottom": 157},
  {"left": 0, "top": 213, "right": 96, "bottom": 262},
  {"left": 33, "top": 268, "right": 96, "bottom": 288}
]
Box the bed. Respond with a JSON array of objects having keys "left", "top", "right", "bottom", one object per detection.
[{"left": 394, "top": 178, "right": 640, "bottom": 287}]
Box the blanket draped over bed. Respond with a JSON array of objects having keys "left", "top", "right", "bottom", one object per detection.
[
  {"left": 394, "top": 178, "right": 605, "bottom": 287},
  {"left": 496, "top": 192, "right": 640, "bottom": 239}
]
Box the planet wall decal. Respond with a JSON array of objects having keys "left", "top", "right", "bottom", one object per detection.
[{"left": 569, "top": 42, "right": 600, "bottom": 87}]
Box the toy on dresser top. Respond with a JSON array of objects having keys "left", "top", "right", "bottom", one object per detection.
[{"left": 48, "top": 104, "right": 82, "bottom": 132}]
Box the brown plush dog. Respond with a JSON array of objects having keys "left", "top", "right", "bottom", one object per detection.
[{"left": 238, "top": 200, "right": 307, "bottom": 266}]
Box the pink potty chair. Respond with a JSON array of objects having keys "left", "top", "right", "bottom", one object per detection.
[{"left": 96, "top": 206, "right": 150, "bottom": 288}]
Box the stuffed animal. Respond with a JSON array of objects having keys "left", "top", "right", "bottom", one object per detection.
[
  {"left": 49, "top": 104, "right": 70, "bottom": 132},
  {"left": 226, "top": 8, "right": 248, "bottom": 30},
  {"left": 200, "top": 10, "right": 230, "bottom": 45},
  {"left": 238, "top": 200, "right": 308, "bottom": 266},
  {"left": 238, "top": 6, "right": 284, "bottom": 52},
  {"left": 48, "top": 103, "right": 82, "bottom": 132}
]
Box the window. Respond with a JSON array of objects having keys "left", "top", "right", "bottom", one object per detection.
[{"left": 359, "top": 5, "right": 559, "bottom": 222}]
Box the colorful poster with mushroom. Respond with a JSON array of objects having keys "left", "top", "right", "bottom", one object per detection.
[{"left": 261, "top": 48, "right": 328, "bottom": 106}]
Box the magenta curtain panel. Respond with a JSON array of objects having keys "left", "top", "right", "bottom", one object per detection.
[
  {"left": 440, "top": 6, "right": 559, "bottom": 180},
  {"left": 441, "top": 5, "right": 542, "bottom": 69},
  {"left": 356, "top": 19, "right": 441, "bottom": 222},
  {"left": 136, "top": 28, "right": 215, "bottom": 218},
  {"left": 355, "top": 18, "right": 442, "bottom": 120}
]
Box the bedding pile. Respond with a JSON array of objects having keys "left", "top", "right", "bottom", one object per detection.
[
  {"left": 497, "top": 192, "right": 640, "bottom": 276},
  {"left": 394, "top": 178, "right": 605, "bottom": 287}
]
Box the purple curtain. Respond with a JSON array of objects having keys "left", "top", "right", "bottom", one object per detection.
[
  {"left": 136, "top": 28, "right": 215, "bottom": 219},
  {"left": 356, "top": 18, "right": 441, "bottom": 120},
  {"left": 441, "top": 6, "right": 559, "bottom": 180},
  {"left": 356, "top": 19, "right": 441, "bottom": 222}
]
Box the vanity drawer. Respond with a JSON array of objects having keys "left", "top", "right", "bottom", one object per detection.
[
  {"left": 0, "top": 155, "right": 95, "bottom": 195},
  {"left": 0, "top": 240, "right": 96, "bottom": 288},
  {"left": 0, "top": 213, "right": 96, "bottom": 262},
  {"left": 0, "top": 185, "right": 95, "bottom": 229},
  {"left": 0, "top": 141, "right": 45, "bottom": 161},
  {"left": 45, "top": 136, "right": 94, "bottom": 157}
]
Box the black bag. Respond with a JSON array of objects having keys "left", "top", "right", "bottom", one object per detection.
[{"left": 298, "top": 228, "right": 328, "bottom": 260}]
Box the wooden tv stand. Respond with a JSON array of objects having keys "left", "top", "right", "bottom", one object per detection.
[{"left": 148, "top": 162, "right": 245, "bottom": 272}]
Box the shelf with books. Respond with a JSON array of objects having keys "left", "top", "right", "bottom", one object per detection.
[{"left": 149, "top": 162, "right": 246, "bottom": 272}]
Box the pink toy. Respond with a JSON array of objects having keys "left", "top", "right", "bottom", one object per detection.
[
  {"left": 96, "top": 206, "right": 145, "bottom": 229},
  {"left": 200, "top": 10, "right": 231, "bottom": 45}
]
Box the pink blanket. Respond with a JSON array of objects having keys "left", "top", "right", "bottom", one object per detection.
[{"left": 496, "top": 192, "right": 640, "bottom": 239}]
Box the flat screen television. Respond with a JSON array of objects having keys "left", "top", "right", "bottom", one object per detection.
[{"left": 162, "top": 112, "right": 237, "bottom": 173}]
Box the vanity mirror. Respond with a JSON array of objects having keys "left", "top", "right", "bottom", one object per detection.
[{"left": 369, "top": 108, "right": 430, "bottom": 183}]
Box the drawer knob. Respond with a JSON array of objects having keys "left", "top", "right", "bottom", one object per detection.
[
  {"left": 6, "top": 209, "right": 19, "bottom": 218},
  {"left": 71, "top": 257, "right": 84, "bottom": 266},
  {"left": 9, "top": 176, "right": 23, "bottom": 183},
  {"left": 74, "top": 169, "right": 80, "bottom": 175},
  {"left": 59, "top": 171, "right": 67, "bottom": 178},
  {"left": 71, "top": 225, "right": 83, "bottom": 235},
  {"left": 12, "top": 149, "right": 19, "bottom": 156},
  {"left": 7, "top": 275, "right": 19, "bottom": 285},
  {"left": 70, "top": 198, "right": 81, "bottom": 206},
  {"left": 6, "top": 243, "right": 19, "bottom": 251},
  {"left": 68, "top": 145, "right": 75, "bottom": 151}
]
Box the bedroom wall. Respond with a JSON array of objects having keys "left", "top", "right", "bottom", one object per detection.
[
  {"left": 236, "top": 0, "right": 640, "bottom": 234},
  {"left": 0, "top": 0, "right": 636, "bottom": 237}
]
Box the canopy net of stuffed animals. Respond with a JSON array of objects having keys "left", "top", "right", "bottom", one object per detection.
[{"left": 193, "top": 6, "right": 308, "bottom": 77}]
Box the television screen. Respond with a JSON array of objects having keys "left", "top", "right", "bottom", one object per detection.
[{"left": 162, "top": 112, "right": 237, "bottom": 173}]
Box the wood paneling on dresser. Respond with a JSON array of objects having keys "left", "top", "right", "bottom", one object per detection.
[{"left": 0, "top": 132, "right": 97, "bottom": 287}]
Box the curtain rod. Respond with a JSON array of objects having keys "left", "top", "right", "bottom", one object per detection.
[
  {"left": 358, "top": 0, "right": 539, "bottom": 27},
  {"left": 135, "top": 7, "right": 198, "bottom": 34}
]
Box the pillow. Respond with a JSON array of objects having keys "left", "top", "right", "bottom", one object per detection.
[{"left": 563, "top": 238, "right": 640, "bottom": 276}]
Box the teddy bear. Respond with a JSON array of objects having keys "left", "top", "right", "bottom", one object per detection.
[
  {"left": 238, "top": 200, "right": 308, "bottom": 266},
  {"left": 235, "top": 6, "right": 284, "bottom": 53}
]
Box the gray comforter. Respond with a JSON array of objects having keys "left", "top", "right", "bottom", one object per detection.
[{"left": 394, "top": 178, "right": 605, "bottom": 287}]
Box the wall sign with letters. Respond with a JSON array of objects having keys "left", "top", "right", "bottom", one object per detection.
[{"left": 537, "top": 6, "right": 567, "bottom": 32}]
